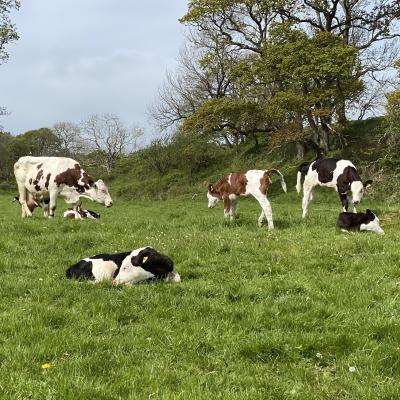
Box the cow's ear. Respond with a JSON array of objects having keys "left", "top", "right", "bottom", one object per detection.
[
  {"left": 208, "top": 183, "right": 214, "bottom": 192},
  {"left": 366, "top": 209, "right": 372, "bottom": 215},
  {"left": 364, "top": 180, "right": 373, "bottom": 188}
]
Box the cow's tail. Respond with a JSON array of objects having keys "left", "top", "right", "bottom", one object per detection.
[
  {"left": 268, "top": 169, "right": 287, "bottom": 193},
  {"left": 296, "top": 162, "right": 311, "bottom": 194}
]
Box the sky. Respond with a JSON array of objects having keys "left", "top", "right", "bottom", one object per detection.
[{"left": 0, "top": 1, "right": 188, "bottom": 142}]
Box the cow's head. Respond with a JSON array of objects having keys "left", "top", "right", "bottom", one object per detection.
[
  {"left": 360, "top": 209, "right": 384, "bottom": 235},
  {"left": 84, "top": 179, "right": 113, "bottom": 207},
  {"left": 207, "top": 184, "right": 220, "bottom": 208},
  {"left": 350, "top": 180, "right": 373, "bottom": 205}
]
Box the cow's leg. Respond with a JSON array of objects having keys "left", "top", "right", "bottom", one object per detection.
[
  {"left": 258, "top": 210, "right": 266, "bottom": 227},
  {"left": 339, "top": 192, "right": 349, "bottom": 212},
  {"left": 223, "top": 197, "right": 231, "bottom": 221},
  {"left": 17, "top": 185, "right": 32, "bottom": 218},
  {"left": 229, "top": 198, "right": 238, "bottom": 221},
  {"left": 43, "top": 199, "right": 50, "bottom": 217},
  {"left": 302, "top": 185, "right": 314, "bottom": 218},
  {"left": 254, "top": 194, "right": 274, "bottom": 230},
  {"left": 48, "top": 192, "right": 58, "bottom": 218}
]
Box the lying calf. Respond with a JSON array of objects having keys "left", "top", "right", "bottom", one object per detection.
[
  {"left": 63, "top": 207, "right": 101, "bottom": 219},
  {"left": 336, "top": 209, "right": 384, "bottom": 234},
  {"left": 66, "top": 247, "right": 181, "bottom": 284}
]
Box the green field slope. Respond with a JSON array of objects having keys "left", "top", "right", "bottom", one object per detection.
[{"left": 1, "top": 189, "right": 400, "bottom": 399}]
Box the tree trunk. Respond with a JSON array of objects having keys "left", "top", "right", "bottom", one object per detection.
[
  {"left": 296, "top": 141, "right": 305, "bottom": 160},
  {"left": 320, "top": 122, "right": 330, "bottom": 154}
]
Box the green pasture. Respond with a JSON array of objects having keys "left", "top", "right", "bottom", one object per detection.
[{"left": 0, "top": 188, "right": 399, "bottom": 399}]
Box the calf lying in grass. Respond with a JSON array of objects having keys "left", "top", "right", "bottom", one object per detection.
[
  {"left": 66, "top": 247, "right": 181, "bottom": 284},
  {"left": 336, "top": 209, "right": 384, "bottom": 234},
  {"left": 63, "top": 206, "right": 100, "bottom": 220}
]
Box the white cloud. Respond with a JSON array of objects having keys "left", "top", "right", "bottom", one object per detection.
[{"left": 0, "top": 0, "right": 187, "bottom": 140}]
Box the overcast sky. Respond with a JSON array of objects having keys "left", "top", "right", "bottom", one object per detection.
[{"left": 0, "top": 1, "right": 188, "bottom": 141}]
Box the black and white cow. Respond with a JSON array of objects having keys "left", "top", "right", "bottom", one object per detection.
[
  {"left": 337, "top": 209, "right": 384, "bottom": 234},
  {"left": 66, "top": 247, "right": 181, "bottom": 284},
  {"left": 296, "top": 158, "right": 372, "bottom": 218},
  {"left": 14, "top": 156, "right": 113, "bottom": 218}
]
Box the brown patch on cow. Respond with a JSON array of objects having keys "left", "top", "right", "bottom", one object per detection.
[
  {"left": 36, "top": 163, "right": 43, "bottom": 169},
  {"left": 229, "top": 173, "right": 247, "bottom": 195},
  {"left": 81, "top": 172, "right": 94, "bottom": 189},
  {"left": 259, "top": 171, "right": 272, "bottom": 195},
  {"left": 209, "top": 172, "right": 248, "bottom": 200},
  {"left": 54, "top": 164, "right": 95, "bottom": 193},
  {"left": 45, "top": 173, "right": 51, "bottom": 189},
  {"left": 65, "top": 212, "right": 76, "bottom": 219},
  {"left": 32, "top": 169, "right": 44, "bottom": 191},
  {"left": 223, "top": 197, "right": 230, "bottom": 213}
]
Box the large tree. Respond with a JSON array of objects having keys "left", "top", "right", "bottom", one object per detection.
[
  {"left": 0, "top": 0, "right": 20, "bottom": 65},
  {"left": 80, "top": 114, "right": 143, "bottom": 174},
  {"left": 178, "top": 0, "right": 399, "bottom": 154}
]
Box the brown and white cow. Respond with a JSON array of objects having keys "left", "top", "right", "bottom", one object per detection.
[
  {"left": 296, "top": 158, "right": 372, "bottom": 218},
  {"left": 207, "top": 169, "right": 287, "bottom": 230},
  {"left": 14, "top": 156, "right": 113, "bottom": 218}
]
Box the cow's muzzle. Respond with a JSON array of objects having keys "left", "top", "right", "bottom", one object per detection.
[
  {"left": 353, "top": 200, "right": 359, "bottom": 205},
  {"left": 106, "top": 201, "right": 113, "bottom": 208}
]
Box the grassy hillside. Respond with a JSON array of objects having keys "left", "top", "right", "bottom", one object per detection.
[
  {"left": 1, "top": 189, "right": 400, "bottom": 399},
  {"left": 107, "top": 117, "right": 392, "bottom": 203}
]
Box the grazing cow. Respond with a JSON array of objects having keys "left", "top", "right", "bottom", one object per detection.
[
  {"left": 207, "top": 169, "right": 287, "bottom": 230},
  {"left": 337, "top": 209, "right": 384, "bottom": 234},
  {"left": 14, "top": 156, "right": 113, "bottom": 218},
  {"left": 66, "top": 247, "right": 181, "bottom": 284},
  {"left": 296, "top": 158, "right": 372, "bottom": 218},
  {"left": 63, "top": 204, "right": 101, "bottom": 220}
]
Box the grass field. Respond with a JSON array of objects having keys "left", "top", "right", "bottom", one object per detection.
[{"left": 1, "top": 188, "right": 400, "bottom": 399}]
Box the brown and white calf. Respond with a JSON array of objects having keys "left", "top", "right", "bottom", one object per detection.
[
  {"left": 63, "top": 205, "right": 101, "bottom": 220},
  {"left": 296, "top": 158, "right": 372, "bottom": 218},
  {"left": 207, "top": 169, "right": 287, "bottom": 230},
  {"left": 14, "top": 156, "right": 113, "bottom": 218}
]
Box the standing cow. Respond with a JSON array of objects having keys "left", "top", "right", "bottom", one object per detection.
[
  {"left": 14, "top": 156, "right": 113, "bottom": 218},
  {"left": 296, "top": 158, "right": 372, "bottom": 218},
  {"left": 207, "top": 169, "right": 287, "bottom": 230}
]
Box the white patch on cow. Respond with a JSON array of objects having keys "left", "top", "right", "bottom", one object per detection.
[
  {"left": 63, "top": 210, "right": 82, "bottom": 219},
  {"left": 113, "top": 264, "right": 155, "bottom": 285},
  {"left": 207, "top": 191, "right": 219, "bottom": 208},
  {"left": 360, "top": 215, "right": 384, "bottom": 235},
  {"left": 350, "top": 181, "right": 364, "bottom": 204},
  {"left": 91, "top": 259, "right": 118, "bottom": 282},
  {"left": 165, "top": 272, "right": 181, "bottom": 283},
  {"left": 85, "top": 179, "right": 113, "bottom": 207}
]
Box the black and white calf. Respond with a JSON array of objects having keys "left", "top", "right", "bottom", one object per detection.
[
  {"left": 337, "top": 209, "right": 384, "bottom": 234},
  {"left": 296, "top": 158, "right": 372, "bottom": 218},
  {"left": 66, "top": 247, "right": 181, "bottom": 284}
]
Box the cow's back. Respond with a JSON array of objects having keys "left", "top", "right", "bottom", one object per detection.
[{"left": 14, "top": 156, "right": 80, "bottom": 186}]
